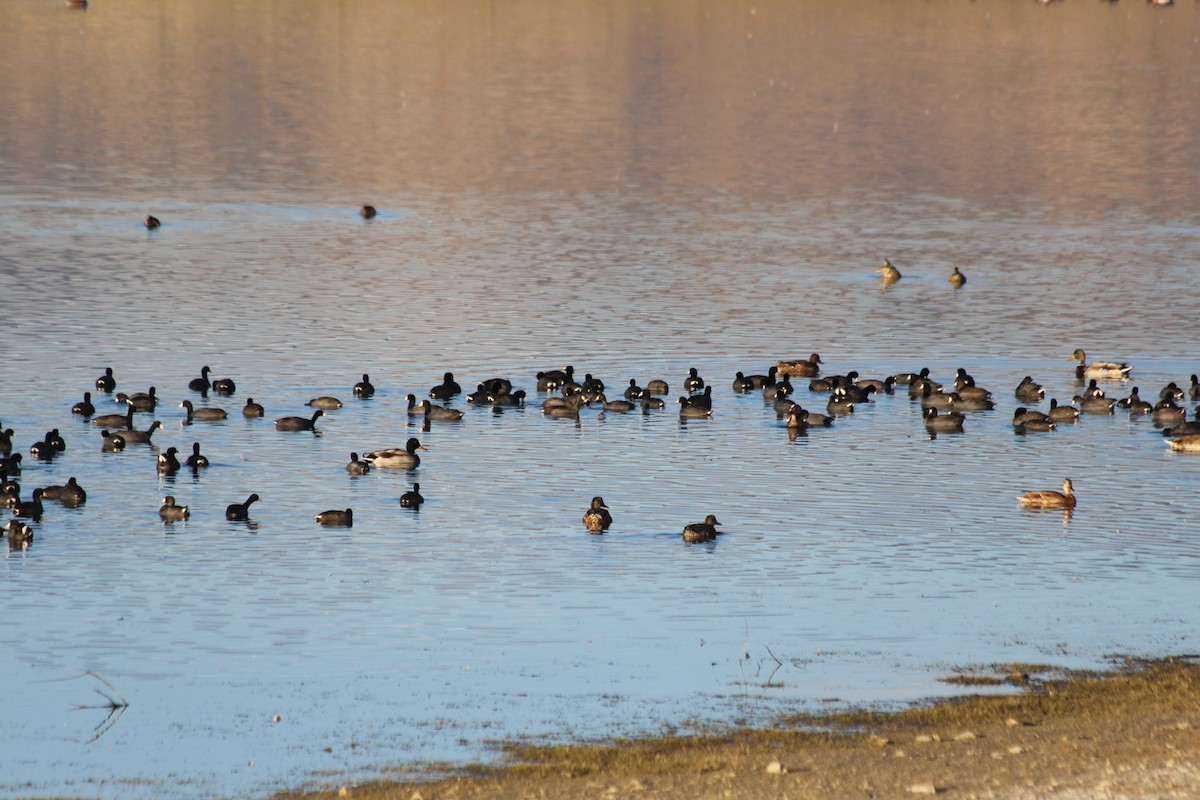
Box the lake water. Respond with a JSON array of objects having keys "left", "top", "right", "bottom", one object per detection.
[{"left": 2, "top": 0, "right": 1200, "bottom": 797}]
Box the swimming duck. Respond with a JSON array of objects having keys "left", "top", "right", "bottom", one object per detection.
[
  {"left": 6, "top": 519, "right": 33, "bottom": 548},
  {"left": 315, "top": 508, "right": 353, "bottom": 526},
  {"left": 364, "top": 438, "right": 425, "bottom": 469},
  {"left": 159, "top": 495, "right": 190, "bottom": 521},
  {"left": 923, "top": 407, "right": 965, "bottom": 432},
  {"left": 157, "top": 447, "right": 181, "bottom": 475},
  {"left": 353, "top": 374, "right": 375, "bottom": 398},
  {"left": 1015, "top": 376, "right": 1045, "bottom": 403},
  {"left": 682, "top": 515, "right": 722, "bottom": 543},
  {"left": 421, "top": 400, "right": 465, "bottom": 420},
  {"left": 306, "top": 396, "right": 342, "bottom": 410},
  {"left": 212, "top": 376, "right": 236, "bottom": 395},
  {"left": 275, "top": 410, "right": 323, "bottom": 431},
  {"left": 185, "top": 442, "right": 209, "bottom": 469},
  {"left": 189, "top": 366, "right": 212, "bottom": 393},
  {"left": 948, "top": 267, "right": 966, "bottom": 288},
  {"left": 877, "top": 259, "right": 902, "bottom": 282},
  {"left": 72, "top": 392, "right": 95, "bottom": 417},
  {"left": 112, "top": 420, "right": 163, "bottom": 444},
  {"left": 360, "top": 205, "right": 377, "bottom": 219},
  {"left": 180, "top": 400, "right": 228, "bottom": 422},
  {"left": 1070, "top": 349, "right": 1131, "bottom": 381},
  {"left": 145, "top": 215, "right": 161, "bottom": 229},
  {"left": 776, "top": 354, "right": 822, "bottom": 379},
  {"left": 346, "top": 452, "right": 371, "bottom": 475},
  {"left": 96, "top": 367, "right": 117, "bottom": 393},
  {"left": 1017, "top": 479, "right": 1076, "bottom": 509},
  {"left": 646, "top": 379, "right": 670, "bottom": 396},
  {"left": 225, "top": 493, "right": 260, "bottom": 521},
  {"left": 400, "top": 483, "right": 425, "bottom": 509},
  {"left": 582, "top": 496, "right": 612, "bottom": 533},
  {"left": 242, "top": 398, "right": 265, "bottom": 418},
  {"left": 432, "top": 374, "right": 463, "bottom": 400},
  {"left": 683, "top": 368, "right": 705, "bottom": 394},
  {"left": 1166, "top": 435, "right": 1200, "bottom": 453}
]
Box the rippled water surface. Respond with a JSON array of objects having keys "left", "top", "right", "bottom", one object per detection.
[{"left": 3, "top": 1, "right": 1200, "bottom": 797}]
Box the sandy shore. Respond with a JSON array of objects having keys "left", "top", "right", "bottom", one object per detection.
[{"left": 277, "top": 658, "right": 1199, "bottom": 800}]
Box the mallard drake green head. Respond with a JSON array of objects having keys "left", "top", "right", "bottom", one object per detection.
[
  {"left": 583, "top": 496, "right": 612, "bottom": 533},
  {"left": 1017, "top": 479, "right": 1076, "bottom": 509},
  {"left": 1070, "top": 349, "right": 1131, "bottom": 381},
  {"left": 364, "top": 438, "right": 425, "bottom": 469}
]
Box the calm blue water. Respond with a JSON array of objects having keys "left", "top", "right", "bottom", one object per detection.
[{"left": 2, "top": 1, "right": 1200, "bottom": 797}]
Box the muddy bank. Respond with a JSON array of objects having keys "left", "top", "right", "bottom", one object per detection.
[{"left": 278, "top": 657, "right": 1199, "bottom": 800}]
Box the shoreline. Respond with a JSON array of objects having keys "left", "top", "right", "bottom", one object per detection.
[{"left": 275, "top": 657, "right": 1199, "bottom": 800}]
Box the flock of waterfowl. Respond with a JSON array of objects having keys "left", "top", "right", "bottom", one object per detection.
[{"left": 6, "top": 338, "right": 1200, "bottom": 549}]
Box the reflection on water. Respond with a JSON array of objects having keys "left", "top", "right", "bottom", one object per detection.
[{"left": 2, "top": 1, "right": 1199, "bottom": 798}]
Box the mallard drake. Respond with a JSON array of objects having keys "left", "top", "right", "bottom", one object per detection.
[
  {"left": 777, "top": 354, "right": 822, "bottom": 378},
  {"left": 112, "top": 420, "right": 163, "bottom": 444},
  {"left": 186, "top": 442, "right": 209, "bottom": 469},
  {"left": 225, "top": 493, "right": 260, "bottom": 521},
  {"left": 400, "top": 483, "right": 425, "bottom": 509},
  {"left": 180, "top": 400, "right": 227, "bottom": 422},
  {"left": 6, "top": 519, "right": 33, "bottom": 548},
  {"left": 242, "top": 398, "right": 265, "bottom": 418},
  {"left": 360, "top": 205, "right": 376, "bottom": 219},
  {"left": 96, "top": 367, "right": 117, "bottom": 393},
  {"left": 582, "top": 496, "right": 612, "bottom": 533},
  {"left": 364, "top": 438, "right": 425, "bottom": 469},
  {"left": 877, "top": 258, "right": 902, "bottom": 282},
  {"left": 923, "top": 407, "right": 965, "bottom": 432},
  {"left": 353, "top": 374, "right": 375, "bottom": 398},
  {"left": 683, "top": 368, "right": 705, "bottom": 394},
  {"left": 306, "top": 397, "right": 342, "bottom": 410},
  {"left": 432, "top": 374, "right": 463, "bottom": 400},
  {"left": 346, "top": 452, "right": 371, "bottom": 475},
  {"left": 275, "top": 410, "right": 323, "bottom": 431},
  {"left": 421, "top": 399, "right": 464, "bottom": 420},
  {"left": 1017, "top": 478, "right": 1076, "bottom": 509},
  {"left": 315, "top": 508, "right": 353, "bottom": 526},
  {"left": 1070, "top": 349, "right": 1131, "bottom": 381},
  {"left": 72, "top": 392, "right": 95, "bottom": 417},
  {"left": 682, "top": 515, "right": 722, "bottom": 543},
  {"left": 159, "top": 495, "right": 190, "bottom": 521},
  {"left": 948, "top": 267, "right": 966, "bottom": 288},
  {"left": 1166, "top": 435, "right": 1200, "bottom": 453},
  {"left": 1015, "top": 376, "right": 1045, "bottom": 403},
  {"left": 189, "top": 366, "right": 212, "bottom": 393}
]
